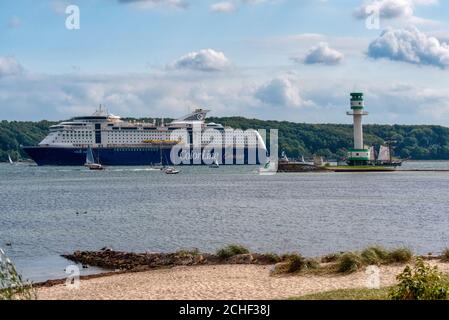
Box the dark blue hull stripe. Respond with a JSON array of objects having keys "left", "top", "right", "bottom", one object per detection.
[{"left": 22, "top": 146, "right": 267, "bottom": 166}]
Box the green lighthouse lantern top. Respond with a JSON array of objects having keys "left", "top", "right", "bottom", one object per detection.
[{"left": 350, "top": 92, "right": 364, "bottom": 110}]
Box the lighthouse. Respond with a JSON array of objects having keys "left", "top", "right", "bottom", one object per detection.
[{"left": 347, "top": 93, "right": 370, "bottom": 165}]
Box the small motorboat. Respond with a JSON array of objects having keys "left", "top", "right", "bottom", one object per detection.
[
  {"left": 86, "top": 163, "right": 104, "bottom": 170},
  {"left": 258, "top": 159, "right": 277, "bottom": 175},
  {"left": 85, "top": 146, "right": 104, "bottom": 170},
  {"left": 164, "top": 167, "right": 180, "bottom": 174}
]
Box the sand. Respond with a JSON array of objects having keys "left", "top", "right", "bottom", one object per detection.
[{"left": 37, "top": 261, "right": 449, "bottom": 300}]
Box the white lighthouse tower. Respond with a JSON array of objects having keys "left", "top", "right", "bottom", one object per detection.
[{"left": 347, "top": 92, "right": 370, "bottom": 165}]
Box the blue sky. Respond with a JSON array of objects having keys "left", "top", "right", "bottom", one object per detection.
[{"left": 1, "top": 0, "right": 449, "bottom": 125}]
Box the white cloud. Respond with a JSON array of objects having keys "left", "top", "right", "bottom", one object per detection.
[
  {"left": 430, "top": 30, "right": 449, "bottom": 44},
  {"left": 293, "top": 42, "right": 344, "bottom": 65},
  {"left": 117, "top": 0, "right": 189, "bottom": 9},
  {"left": 0, "top": 71, "right": 264, "bottom": 121},
  {"left": 255, "top": 75, "right": 307, "bottom": 107},
  {"left": 356, "top": 82, "right": 449, "bottom": 123},
  {"left": 241, "top": 0, "right": 271, "bottom": 4},
  {"left": 354, "top": 0, "right": 440, "bottom": 27},
  {"left": 354, "top": 0, "right": 438, "bottom": 20},
  {"left": 210, "top": 1, "right": 236, "bottom": 12},
  {"left": 368, "top": 27, "right": 449, "bottom": 68},
  {"left": 254, "top": 33, "right": 369, "bottom": 61},
  {"left": 355, "top": 0, "right": 412, "bottom": 19},
  {"left": 413, "top": 88, "right": 449, "bottom": 119},
  {"left": 0, "top": 56, "right": 24, "bottom": 77},
  {"left": 2, "top": 68, "right": 449, "bottom": 125},
  {"left": 171, "top": 49, "right": 231, "bottom": 72},
  {"left": 209, "top": 0, "right": 276, "bottom": 13}
]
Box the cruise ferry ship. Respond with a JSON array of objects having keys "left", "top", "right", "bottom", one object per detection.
[{"left": 22, "top": 107, "right": 268, "bottom": 166}]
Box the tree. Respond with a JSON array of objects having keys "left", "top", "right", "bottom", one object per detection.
[{"left": 3, "top": 118, "right": 449, "bottom": 161}]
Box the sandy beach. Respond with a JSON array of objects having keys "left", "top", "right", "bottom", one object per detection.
[{"left": 37, "top": 261, "right": 449, "bottom": 300}]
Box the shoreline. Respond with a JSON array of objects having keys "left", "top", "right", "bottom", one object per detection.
[
  {"left": 34, "top": 248, "right": 279, "bottom": 288},
  {"left": 33, "top": 247, "right": 445, "bottom": 288},
  {"left": 36, "top": 258, "right": 449, "bottom": 300},
  {"left": 34, "top": 254, "right": 444, "bottom": 289}
]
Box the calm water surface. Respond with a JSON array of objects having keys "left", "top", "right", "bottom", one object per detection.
[{"left": 1, "top": 161, "right": 449, "bottom": 281}]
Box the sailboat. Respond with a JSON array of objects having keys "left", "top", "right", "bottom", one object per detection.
[
  {"left": 377, "top": 146, "right": 390, "bottom": 162},
  {"left": 8, "top": 154, "right": 14, "bottom": 165},
  {"left": 369, "top": 146, "right": 376, "bottom": 162},
  {"left": 280, "top": 151, "right": 289, "bottom": 162},
  {"left": 209, "top": 155, "right": 219, "bottom": 168},
  {"left": 85, "top": 146, "right": 104, "bottom": 170},
  {"left": 155, "top": 147, "right": 165, "bottom": 170},
  {"left": 377, "top": 145, "right": 402, "bottom": 166}
]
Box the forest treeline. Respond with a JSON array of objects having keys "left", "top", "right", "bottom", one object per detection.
[{"left": 2, "top": 117, "right": 449, "bottom": 161}]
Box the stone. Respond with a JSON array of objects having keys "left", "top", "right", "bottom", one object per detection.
[
  {"left": 271, "top": 262, "right": 290, "bottom": 275},
  {"left": 227, "top": 253, "right": 253, "bottom": 264}
]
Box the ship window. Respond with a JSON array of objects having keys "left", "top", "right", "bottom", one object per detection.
[{"left": 95, "top": 131, "right": 101, "bottom": 143}]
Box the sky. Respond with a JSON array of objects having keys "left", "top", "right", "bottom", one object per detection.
[{"left": 1, "top": 0, "right": 449, "bottom": 125}]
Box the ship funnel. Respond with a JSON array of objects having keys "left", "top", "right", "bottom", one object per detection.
[{"left": 171, "top": 108, "right": 210, "bottom": 123}]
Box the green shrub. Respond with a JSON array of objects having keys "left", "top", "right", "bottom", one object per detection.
[
  {"left": 389, "top": 258, "right": 449, "bottom": 300},
  {"left": 305, "top": 258, "right": 320, "bottom": 270},
  {"left": 321, "top": 253, "right": 341, "bottom": 263},
  {"left": 360, "top": 246, "right": 390, "bottom": 265},
  {"left": 338, "top": 253, "right": 363, "bottom": 273},
  {"left": 216, "top": 244, "right": 250, "bottom": 260},
  {"left": 320, "top": 246, "right": 413, "bottom": 273},
  {"left": 361, "top": 248, "right": 382, "bottom": 265},
  {"left": 0, "top": 249, "right": 36, "bottom": 300},
  {"left": 369, "top": 246, "right": 390, "bottom": 261},
  {"left": 281, "top": 253, "right": 305, "bottom": 273},
  {"left": 441, "top": 248, "right": 449, "bottom": 262},
  {"left": 388, "top": 248, "right": 413, "bottom": 263},
  {"left": 262, "top": 253, "right": 281, "bottom": 264}
]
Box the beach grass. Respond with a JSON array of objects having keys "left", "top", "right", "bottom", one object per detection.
[
  {"left": 337, "top": 252, "right": 364, "bottom": 273},
  {"left": 330, "top": 246, "right": 413, "bottom": 274},
  {"left": 441, "top": 248, "right": 449, "bottom": 262},
  {"left": 387, "top": 248, "right": 413, "bottom": 263},
  {"left": 216, "top": 244, "right": 250, "bottom": 260},
  {"left": 291, "top": 288, "right": 390, "bottom": 300}
]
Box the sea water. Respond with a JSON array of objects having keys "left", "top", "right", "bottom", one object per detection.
[{"left": 1, "top": 162, "right": 449, "bottom": 281}]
